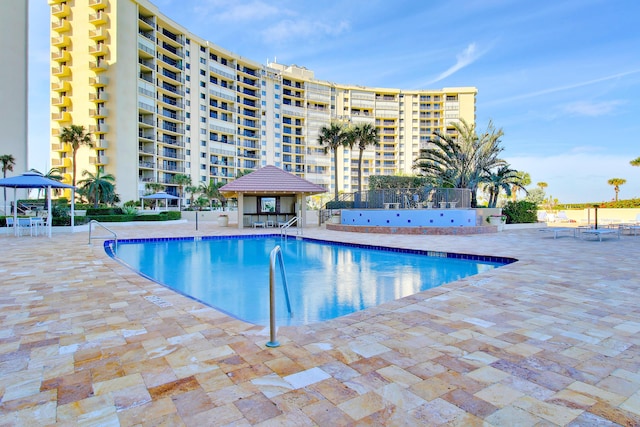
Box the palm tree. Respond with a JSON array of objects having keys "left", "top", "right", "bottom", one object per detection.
[
  {"left": 414, "top": 119, "right": 505, "bottom": 207},
  {"left": 631, "top": 157, "right": 640, "bottom": 167},
  {"left": 0, "top": 154, "right": 16, "bottom": 214},
  {"left": 185, "top": 185, "right": 200, "bottom": 208},
  {"left": 145, "top": 182, "right": 165, "bottom": 193},
  {"left": 317, "top": 122, "right": 349, "bottom": 201},
  {"left": 607, "top": 178, "right": 626, "bottom": 202},
  {"left": 78, "top": 169, "right": 116, "bottom": 208},
  {"left": 199, "top": 180, "right": 226, "bottom": 209},
  {"left": 481, "top": 165, "right": 526, "bottom": 208},
  {"left": 511, "top": 171, "right": 531, "bottom": 201},
  {"left": 29, "top": 167, "right": 63, "bottom": 210},
  {"left": 347, "top": 123, "right": 379, "bottom": 196},
  {"left": 59, "top": 125, "right": 93, "bottom": 188},
  {"left": 171, "top": 174, "right": 192, "bottom": 209},
  {"left": 536, "top": 182, "right": 548, "bottom": 191}
]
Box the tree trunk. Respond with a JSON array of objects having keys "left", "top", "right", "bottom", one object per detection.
[{"left": 333, "top": 148, "right": 339, "bottom": 201}]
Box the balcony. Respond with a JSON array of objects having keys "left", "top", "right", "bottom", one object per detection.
[
  {"left": 89, "top": 124, "right": 109, "bottom": 133},
  {"left": 51, "top": 142, "right": 70, "bottom": 152},
  {"left": 51, "top": 96, "right": 71, "bottom": 107},
  {"left": 51, "top": 50, "right": 71, "bottom": 62},
  {"left": 88, "top": 11, "right": 108, "bottom": 25},
  {"left": 51, "top": 35, "right": 70, "bottom": 47},
  {"left": 51, "top": 111, "right": 71, "bottom": 122},
  {"left": 52, "top": 157, "right": 72, "bottom": 168},
  {"left": 139, "top": 161, "right": 155, "bottom": 169},
  {"left": 94, "top": 139, "right": 108, "bottom": 149},
  {"left": 88, "top": 27, "right": 108, "bottom": 41},
  {"left": 51, "top": 65, "right": 71, "bottom": 78},
  {"left": 89, "top": 44, "right": 109, "bottom": 56},
  {"left": 89, "top": 108, "right": 109, "bottom": 118},
  {"left": 51, "top": 80, "right": 71, "bottom": 92},
  {"left": 51, "top": 19, "right": 71, "bottom": 33},
  {"left": 89, "top": 75, "right": 108, "bottom": 87},
  {"left": 89, "top": 156, "right": 109, "bottom": 165},
  {"left": 51, "top": 3, "right": 70, "bottom": 18},
  {"left": 88, "top": 0, "right": 107, "bottom": 9},
  {"left": 89, "top": 60, "right": 108, "bottom": 72},
  {"left": 89, "top": 92, "right": 108, "bottom": 102}
]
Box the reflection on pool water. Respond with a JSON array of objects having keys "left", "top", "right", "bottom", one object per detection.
[{"left": 108, "top": 235, "right": 514, "bottom": 326}]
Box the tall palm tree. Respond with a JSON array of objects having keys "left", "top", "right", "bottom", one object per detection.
[
  {"left": 536, "top": 182, "right": 548, "bottom": 191},
  {"left": 347, "top": 123, "right": 379, "bottom": 196},
  {"left": 171, "top": 173, "right": 192, "bottom": 210},
  {"left": 481, "top": 165, "right": 526, "bottom": 208},
  {"left": 607, "top": 178, "right": 626, "bottom": 202},
  {"left": 0, "top": 154, "right": 16, "bottom": 214},
  {"left": 59, "top": 125, "right": 93, "bottom": 188},
  {"left": 317, "top": 122, "right": 349, "bottom": 201},
  {"left": 78, "top": 169, "right": 116, "bottom": 208},
  {"left": 631, "top": 157, "right": 640, "bottom": 167},
  {"left": 414, "top": 119, "right": 505, "bottom": 207}
]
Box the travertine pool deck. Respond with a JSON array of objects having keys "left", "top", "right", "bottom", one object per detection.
[{"left": 1, "top": 223, "right": 639, "bottom": 426}]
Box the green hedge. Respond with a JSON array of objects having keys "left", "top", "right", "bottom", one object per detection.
[
  {"left": 86, "top": 207, "right": 124, "bottom": 216},
  {"left": 52, "top": 216, "right": 92, "bottom": 226},
  {"left": 503, "top": 200, "right": 538, "bottom": 224}
]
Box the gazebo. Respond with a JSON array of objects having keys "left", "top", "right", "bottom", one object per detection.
[
  {"left": 140, "top": 191, "right": 180, "bottom": 211},
  {"left": 219, "top": 166, "right": 326, "bottom": 229},
  {"left": 0, "top": 172, "right": 76, "bottom": 238}
]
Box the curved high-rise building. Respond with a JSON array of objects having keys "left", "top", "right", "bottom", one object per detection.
[{"left": 49, "top": 0, "right": 477, "bottom": 203}]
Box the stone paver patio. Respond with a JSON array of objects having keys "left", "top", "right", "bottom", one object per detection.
[{"left": 1, "top": 222, "right": 639, "bottom": 426}]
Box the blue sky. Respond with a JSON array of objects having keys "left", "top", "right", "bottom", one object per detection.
[{"left": 29, "top": 0, "right": 640, "bottom": 203}]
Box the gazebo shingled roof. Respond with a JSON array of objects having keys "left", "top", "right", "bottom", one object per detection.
[{"left": 219, "top": 165, "right": 326, "bottom": 196}]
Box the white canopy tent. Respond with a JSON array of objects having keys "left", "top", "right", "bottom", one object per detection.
[{"left": 0, "top": 172, "right": 76, "bottom": 238}]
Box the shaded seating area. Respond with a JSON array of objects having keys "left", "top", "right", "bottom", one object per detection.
[{"left": 219, "top": 165, "right": 326, "bottom": 230}]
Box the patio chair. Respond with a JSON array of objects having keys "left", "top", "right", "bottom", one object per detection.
[
  {"left": 16, "top": 217, "right": 33, "bottom": 236},
  {"left": 556, "top": 211, "right": 570, "bottom": 222},
  {"left": 5, "top": 217, "right": 15, "bottom": 234}
]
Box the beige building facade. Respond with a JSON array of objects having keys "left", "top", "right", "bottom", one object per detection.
[
  {"left": 1, "top": 0, "right": 28, "bottom": 213},
  {"left": 49, "top": 0, "right": 477, "bottom": 203}
]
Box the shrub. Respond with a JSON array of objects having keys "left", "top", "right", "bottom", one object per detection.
[
  {"left": 133, "top": 211, "right": 181, "bottom": 221},
  {"left": 86, "top": 207, "right": 123, "bottom": 216},
  {"left": 502, "top": 200, "right": 538, "bottom": 224},
  {"left": 52, "top": 216, "right": 92, "bottom": 226},
  {"left": 88, "top": 214, "right": 136, "bottom": 222}
]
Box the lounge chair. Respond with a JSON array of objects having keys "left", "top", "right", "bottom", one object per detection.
[
  {"left": 556, "top": 211, "right": 571, "bottom": 222},
  {"left": 537, "top": 211, "right": 548, "bottom": 222}
]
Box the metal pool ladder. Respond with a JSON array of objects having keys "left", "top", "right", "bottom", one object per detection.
[
  {"left": 88, "top": 220, "right": 118, "bottom": 247},
  {"left": 279, "top": 214, "right": 301, "bottom": 238},
  {"left": 266, "top": 245, "right": 292, "bottom": 348}
]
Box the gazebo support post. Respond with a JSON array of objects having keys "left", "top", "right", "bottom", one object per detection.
[{"left": 237, "top": 193, "right": 244, "bottom": 229}]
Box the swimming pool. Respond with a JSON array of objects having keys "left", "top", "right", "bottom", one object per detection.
[{"left": 107, "top": 235, "right": 515, "bottom": 326}]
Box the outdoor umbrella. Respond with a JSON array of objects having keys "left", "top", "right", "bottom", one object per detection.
[{"left": 0, "top": 172, "right": 76, "bottom": 238}]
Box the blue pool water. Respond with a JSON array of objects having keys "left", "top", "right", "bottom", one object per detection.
[{"left": 108, "top": 235, "right": 514, "bottom": 326}]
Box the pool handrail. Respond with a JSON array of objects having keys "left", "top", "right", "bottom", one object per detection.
[
  {"left": 88, "top": 220, "right": 118, "bottom": 247},
  {"left": 266, "top": 245, "right": 292, "bottom": 348},
  {"left": 279, "top": 216, "right": 298, "bottom": 238}
]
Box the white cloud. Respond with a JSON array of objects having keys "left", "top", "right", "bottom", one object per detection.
[
  {"left": 426, "top": 42, "right": 490, "bottom": 84},
  {"left": 262, "top": 19, "right": 350, "bottom": 43},
  {"left": 561, "top": 100, "right": 625, "bottom": 117}
]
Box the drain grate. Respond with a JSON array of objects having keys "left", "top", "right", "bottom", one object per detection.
[{"left": 144, "top": 295, "right": 173, "bottom": 308}]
